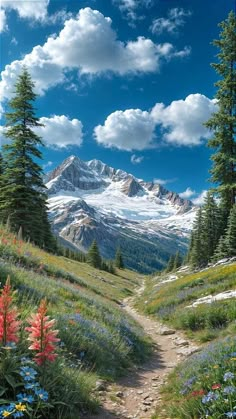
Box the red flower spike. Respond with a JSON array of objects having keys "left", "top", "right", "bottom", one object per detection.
[
  {"left": 26, "top": 299, "right": 60, "bottom": 366},
  {"left": 212, "top": 384, "right": 221, "bottom": 390},
  {"left": 0, "top": 276, "right": 20, "bottom": 346}
]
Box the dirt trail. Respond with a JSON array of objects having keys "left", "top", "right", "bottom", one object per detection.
[{"left": 85, "top": 291, "right": 199, "bottom": 419}]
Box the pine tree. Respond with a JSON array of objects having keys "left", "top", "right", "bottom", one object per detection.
[
  {"left": 0, "top": 67, "right": 55, "bottom": 250},
  {"left": 213, "top": 235, "right": 228, "bottom": 261},
  {"left": 201, "top": 192, "right": 221, "bottom": 261},
  {"left": 173, "top": 251, "right": 182, "bottom": 270},
  {"left": 87, "top": 240, "right": 102, "bottom": 269},
  {"left": 205, "top": 11, "right": 236, "bottom": 216},
  {"left": 115, "top": 247, "right": 124, "bottom": 269},
  {"left": 166, "top": 254, "right": 175, "bottom": 272},
  {"left": 189, "top": 208, "right": 207, "bottom": 267},
  {"left": 224, "top": 204, "right": 236, "bottom": 256}
]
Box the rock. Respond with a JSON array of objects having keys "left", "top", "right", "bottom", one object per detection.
[
  {"left": 95, "top": 380, "right": 106, "bottom": 391},
  {"left": 176, "top": 346, "right": 199, "bottom": 356},
  {"left": 137, "top": 390, "right": 143, "bottom": 395},
  {"left": 174, "top": 339, "right": 189, "bottom": 346},
  {"left": 159, "top": 327, "right": 176, "bottom": 335},
  {"left": 116, "top": 391, "right": 124, "bottom": 398}
]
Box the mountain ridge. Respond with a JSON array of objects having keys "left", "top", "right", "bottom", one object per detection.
[{"left": 46, "top": 155, "right": 197, "bottom": 272}]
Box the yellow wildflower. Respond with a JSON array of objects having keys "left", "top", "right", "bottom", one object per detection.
[
  {"left": 2, "top": 412, "right": 11, "bottom": 417},
  {"left": 15, "top": 403, "right": 27, "bottom": 412}
]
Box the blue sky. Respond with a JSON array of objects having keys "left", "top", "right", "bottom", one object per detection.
[{"left": 0, "top": 0, "right": 234, "bottom": 203}]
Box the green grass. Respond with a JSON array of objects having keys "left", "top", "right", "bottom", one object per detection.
[
  {"left": 135, "top": 263, "right": 236, "bottom": 342},
  {"left": 0, "top": 227, "right": 151, "bottom": 417},
  {"left": 152, "top": 336, "right": 236, "bottom": 418}
]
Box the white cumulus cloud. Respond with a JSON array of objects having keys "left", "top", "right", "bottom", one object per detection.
[
  {"left": 0, "top": 0, "right": 49, "bottom": 30},
  {"left": 151, "top": 94, "right": 217, "bottom": 146},
  {"left": 114, "top": 0, "right": 153, "bottom": 21},
  {"left": 179, "top": 187, "right": 196, "bottom": 199},
  {"left": 94, "top": 109, "right": 156, "bottom": 151},
  {"left": 35, "top": 115, "right": 83, "bottom": 149},
  {"left": 0, "top": 8, "right": 190, "bottom": 102},
  {"left": 151, "top": 8, "right": 191, "bottom": 35},
  {"left": 0, "top": 8, "right": 7, "bottom": 32},
  {"left": 131, "top": 154, "right": 144, "bottom": 164},
  {"left": 95, "top": 94, "right": 216, "bottom": 151},
  {"left": 154, "top": 178, "right": 177, "bottom": 185}
]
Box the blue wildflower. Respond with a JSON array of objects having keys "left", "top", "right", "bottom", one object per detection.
[
  {"left": 13, "top": 412, "right": 25, "bottom": 418},
  {"left": 20, "top": 366, "right": 37, "bottom": 381},
  {"left": 225, "top": 413, "right": 236, "bottom": 418},
  {"left": 16, "top": 393, "right": 34, "bottom": 404},
  {"left": 202, "top": 391, "right": 219, "bottom": 404},
  {"left": 223, "top": 386, "right": 236, "bottom": 395},
  {"left": 34, "top": 388, "right": 49, "bottom": 401},
  {"left": 24, "top": 382, "right": 40, "bottom": 390},
  {"left": 224, "top": 372, "right": 235, "bottom": 381}
]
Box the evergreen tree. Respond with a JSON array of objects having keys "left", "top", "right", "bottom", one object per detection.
[
  {"left": 0, "top": 67, "right": 55, "bottom": 250},
  {"left": 173, "top": 251, "right": 182, "bottom": 270},
  {"left": 189, "top": 208, "right": 207, "bottom": 267},
  {"left": 205, "top": 11, "right": 236, "bottom": 216},
  {"left": 202, "top": 192, "right": 221, "bottom": 261},
  {"left": 224, "top": 204, "right": 236, "bottom": 256},
  {"left": 213, "top": 235, "right": 228, "bottom": 261},
  {"left": 166, "top": 254, "right": 175, "bottom": 272},
  {"left": 115, "top": 247, "right": 124, "bottom": 269},
  {"left": 87, "top": 240, "right": 102, "bottom": 269}
]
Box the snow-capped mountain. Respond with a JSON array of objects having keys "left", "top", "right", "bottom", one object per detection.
[{"left": 46, "top": 156, "right": 197, "bottom": 273}]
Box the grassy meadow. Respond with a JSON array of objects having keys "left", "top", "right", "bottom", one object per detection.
[
  {"left": 0, "top": 227, "right": 151, "bottom": 418},
  {"left": 135, "top": 264, "right": 236, "bottom": 418}
]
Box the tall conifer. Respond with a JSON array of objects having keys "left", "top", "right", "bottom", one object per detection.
[
  {"left": 205, "top": 11, "right": 236, "bottom": 217},
  {"left": 0, "top": 67, "right": 55, "bottom": 250}
]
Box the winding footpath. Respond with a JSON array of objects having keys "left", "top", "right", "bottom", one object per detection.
[{"left": 86, "top": 288, "right": 199, "bottom": 419}]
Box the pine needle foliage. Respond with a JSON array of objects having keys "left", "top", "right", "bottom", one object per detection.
[
  {"left": 0, "top": 67, "right": 56, "bottom": 251},
  {"left": 205, "top": 11, "right": 236, "bottom": 215}
]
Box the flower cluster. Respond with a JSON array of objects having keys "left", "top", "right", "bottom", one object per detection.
[
  {"left": 0, "top": 358, "right": 49, "bottom": 418},
  {"left": 0, "top": 277, "right": 20, "bottom": 346},
  {"left": 26, "top": 299, "right": 60, "bottom": 366},
  {"left": 176, "top": 338, "right": 236, "bottom": 418}
]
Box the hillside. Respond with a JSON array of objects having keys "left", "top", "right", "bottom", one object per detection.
[
  {"left": 133, "top": 261, "right": 236, "bottom": 418},
  {"left": 46, "top": 156, "right": 196, "bottom": 273},
  {"left": 0, "top": 227, "right": 151, "bottom": 418}
]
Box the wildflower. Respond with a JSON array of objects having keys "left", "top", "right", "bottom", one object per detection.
[
  {"left": 213, "top": 365, "right": 219, "bottom": 369},
  {"left": 0, "top": 277, "right": 20, "bottom": 346},
  {"left": 224, "top": 372, "right": 235, "bottom": 381},
  {"left": 34, "top": 388, "right": 49, "bottom": 401},
  {"left": 25, "top": 299, "right": 60, "bottom": 366},
  {"left": 225, "top": 413, "right": 236, "bottom": 418},
  {"left": 16, "top": 393, "right": 34, "bottom": 404},
  {"left": 19, "top": 366, "right": 37, "bottom": 381},
  {"left": 223, "top": 386, "right": 236, "bottom": 395},
  {"left": 212, "top": 384, "right": 221, "bottom": 390},
  {"left": 2, "top": 411, "right": 12, "bottom": 417},
  {"left": 202, "top": 391, "right": 219, "bottom": 404},
  {"left": 191, "top": 389, "right": 205, "bottom": 397},
  {"left": 15, "top": 404, "right": 26, "bottom": 412}
]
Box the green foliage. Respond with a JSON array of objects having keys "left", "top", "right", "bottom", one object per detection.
[
  {"left": 115, "top": 247, "right": 124, "bottom": 269},
  {"left": 87, "top": 240, "right": 102, "bottom": 269},
  {"left": 0, "top": 67, "right": 55, "bottom": 252},
  {"left": 205, "top": 11, "right": 236, "bottom": 212},
  {"left": 165, "top": 255, "right": 175, "bottom": 272},
  {"left": 156, "top": 337, "right": 236, "bottom": 418},
  {"left": 188, "top": 193, "right": 224, "bottom": 267}
]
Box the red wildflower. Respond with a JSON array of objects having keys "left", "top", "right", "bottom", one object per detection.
[
  {"left": 190, "top": 390, "right": 206, "bottom": 397},
  {"left": 25, "top": 299, "right": 60, "bottom": 366},
  {"left": 212, "top": 384, "right": 221, "bottom": 390},
  {"left": 0, "top": 276, "right": 20, "bottom": 346}
]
